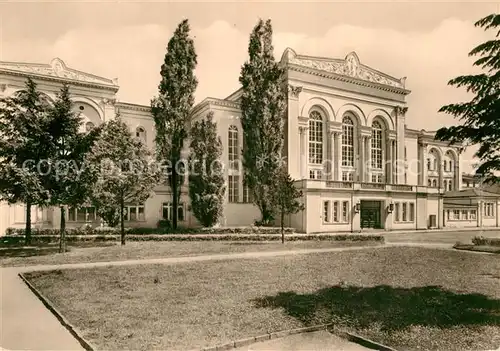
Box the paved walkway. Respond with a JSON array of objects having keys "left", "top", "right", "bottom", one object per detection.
[{"left": 0, "top": 241, "right": 478, "bottom": 351}]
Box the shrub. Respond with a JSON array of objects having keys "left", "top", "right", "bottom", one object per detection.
[
  {"left": 0, "top": 233, "right": 384, "bottom": 245},
  {"left": 157, "top": 220, "right": 171, "bottom": 229},
  {"left": 472, "top": 236, "right": 500, "bottom": 247}
]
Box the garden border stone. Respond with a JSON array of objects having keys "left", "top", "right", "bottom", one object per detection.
[{"left": 200, "top": 323, "right": 398, "bottom": 351}]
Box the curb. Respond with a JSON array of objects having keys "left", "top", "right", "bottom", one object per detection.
[
  {"left": 330, "top": 328, "right": 398, "bottom": 351},
  {"left": 200, "top": 323, "right": 397, "bottom": 351},
  {"left": 18, "top": 273, "right": 97, "bottom": 351}
]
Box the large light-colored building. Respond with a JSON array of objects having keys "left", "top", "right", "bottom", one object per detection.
[{"left": 0, "top": 49, "right": 496, "bottom": 235}]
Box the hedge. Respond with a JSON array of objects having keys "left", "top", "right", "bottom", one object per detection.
[
  {"left": 0, "top": 234, "right": 384, "bottom": 245},
  {"left": 472, "top": 236, "right": 500, "bottom": 247},
  {"left": 4, "top": 226, "right": 296, "bottom": 237}
]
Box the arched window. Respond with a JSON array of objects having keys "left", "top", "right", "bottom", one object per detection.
[
  {"left": 135, "top": 127, "right": 146, "bottom": 142},
  {"left": 371, "top": 121, "right": 383, "bottom": 170},
  {"left": 228, "top": 125, "right": 239, "bottom": 170},
  {"left": 428, "top": 179, "right": 432, "bottom": 187},
  {"left": 342, "top": 116, "right": 354, "bottom": 167},
  {"left": 432, "top": 179, "right": 437, "bottom": 187},
  {"left": 308, "top": 111, "right": 323, "bottom": 164},
  {"left": 85, "top": 121, "right": 95, "bottom": 132}
]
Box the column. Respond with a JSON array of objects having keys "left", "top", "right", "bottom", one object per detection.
[
  {"left": 328, "top": 131, "right": 335, "bottom": 180},
  {"left": 420, "top": 143, "right": 428, "bottom": 186},
  {"left": 366, "top": 136, "right": 372, "bottom": 183},
  {"left": 360, "top": 136, "right": 366, "bottom": 183},
  {"left": 299, "top": 127, "right": 305, "bottom": 179},
  {"left": 335, "top": 132, "right": 342, "bottom": 181}
]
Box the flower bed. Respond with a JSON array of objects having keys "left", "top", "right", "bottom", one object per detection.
[
  {"left": 472, "top": 236, "right": 500, "bottom": 247},
  {"left": 4, "top": 226, "right": 296, "bottom": 237}
]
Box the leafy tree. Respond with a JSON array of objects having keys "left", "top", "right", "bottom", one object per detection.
[
  {"left": 239, "top": 19, "right": 287, "bottom": 225},
  {"left": 436, "top": 13, "right": 500, "bottom": 184},
  {"left": 151, "top": 19, "right": 198, "bottom": 230},
  {"left": 273, "top": 166, "right": 304, "bottom": 243},
  {"left": 188, "top": 112, "right": 225, "bottom": 227},
  {"left": 44, "top": 84, "right": 100, "bottom": 253},
  {"left": 86, "top": 118, "right": 159, "bottom": 245},
  {"left": 0, "top": 78, "right": 52, "bottom": 244}
]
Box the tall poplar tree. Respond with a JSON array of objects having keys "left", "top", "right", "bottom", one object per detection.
[
  {"left": 436, "top": 14, "right": 500, "bottom": 184},
  {"left": 0, "top": 78, "right": 51, "bottom": 244},
  {"left": 188, "top": 112, "right": 225, "bottom": 227},
  {"left": 151, "top": 19, "right": 198, "bottom": 230},
  {"left": 239, "top": 19, "right": 287, "bottom": 225}
]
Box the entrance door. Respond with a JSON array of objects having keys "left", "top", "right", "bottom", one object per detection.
[{"left": 360, "top": 201, "right": 382, "bottom": 229}]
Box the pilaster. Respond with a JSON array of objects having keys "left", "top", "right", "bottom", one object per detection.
[
  {"left": 395, "top": 106, "right": 407, "bottom": 184},
  {"left": 287, "top": 85, "right": 302, "bottom": 179}
]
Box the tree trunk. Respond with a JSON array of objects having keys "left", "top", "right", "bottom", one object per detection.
[
  {"left": 25, "top": 201, "right": 32, "bottom": 246},
  {"left": 120, "top": 198, "right": 125, "bottom": 245},
  {"left": 59, "top": 206, "right": 66, "bottom": 253},
  {"left": 281, "top": 209, "right": 285, "bottom": 244},
  {"left": 172, "top": 167, "right": 178, "bottom": 230}
]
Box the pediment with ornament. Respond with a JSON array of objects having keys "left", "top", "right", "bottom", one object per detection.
[
  {"left": 0, "top": 58, "right": 118, "bottom": 89},
  {"left": 281, "top": 48, "right": 407, "bottom": 90}
]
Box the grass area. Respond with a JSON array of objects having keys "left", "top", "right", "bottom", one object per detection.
[
  {"left": 24, "top": 247, "right": 500, "bottom": 351},
  {"left": 0, "top": 240, "right": 381, "bottom": 267}
]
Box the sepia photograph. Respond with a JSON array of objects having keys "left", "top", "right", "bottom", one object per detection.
[{"left": 0, "top": 1, "right": 499, "bottom": 350}]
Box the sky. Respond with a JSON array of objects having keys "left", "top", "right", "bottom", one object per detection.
[{"left": 1, "top": 1, "right": 499, "bottom": 172}]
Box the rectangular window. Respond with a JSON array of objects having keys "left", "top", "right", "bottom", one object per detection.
[
  {"left": 402, "top": 202, "right": 407, "bottom": 222},
  {"left": 409, "top": 203, "right": 415, "bottom": 222},
  {"left": 309, "top": 169, "right": 322, "bottom": 180},
  {"left": 333, "top": 202, "right": 339, "bottom": 222},
  {"left": 342, "top": 201, "right": 349, "bottom": 222},
  {"left": 124, "top": 205, "right": 145, "bottom": 222},
  {"left": 446, "top": 209, "right": 450, "bottom": 220},
  {"left": 68, "top": 208, "right": 76, "bottom": 222},
  {"left": 342, "top": 171, "right": 353, "bottom": 182},
  {"left": 228, "top": 175, "right": 239, "bottom": 203},
  {"left": 470, "top": 209, "right": 477, "bottom": 220},
  {"left": 371, "top": 173, "right": 383, "bottom": 183},
  {"left": 453, "top": 210, "right": 460, "bottom": 220},
  {"left": 394, "top": 202, "right": 400, "bottom": 222},
  {"left": 243, "top": 184, "right": 252, "bottom": 203},
  {"left": 461, "top": 210, "right": 468, "bottom": 220},
  {"left": 68, "top": 207, "right": 96, "bottom": 222},
  {"left": 323, "top": 201, "right": 330, "bottom": 222},
  {"left": 162, "top": 203, "right": 184, "bottom": 222}
]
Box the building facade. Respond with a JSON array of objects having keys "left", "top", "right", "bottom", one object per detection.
[{"left": 1, "top": 49, "right": 493, "bottom": 235}]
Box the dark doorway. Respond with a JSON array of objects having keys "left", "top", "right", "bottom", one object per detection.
[{"left": 360, "top": 200, "right": 382, "bottom": 229}]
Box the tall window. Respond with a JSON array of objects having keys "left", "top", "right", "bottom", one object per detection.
[
  {"left": 308, "top": 111, "right": 323, "bottom": 164},
  {"left": 135, "top": 127, "right": 146, "bottom": 143},
  {"left": 342, "top": 116, "right": 354, "bottom": 167},
  {"left": 371, "top": 121, "right": 383, "bottom": 170},
  {"left": 323, "top": 201, "right": 330, "bottom": 222},
  {"left": 402, "top": 202, "right": 408, "bottom": 221},
  {"left": 342, "top": 201, "right": 349, "bottom": 222},
  {"left": 333, "top": 202, "right": 339, "bottom": 222},
  {"left": 409, "top": 203, "right": 415, "bottom": 222},
  {"left": 228, "top": 175, "right": 239, "bottom": 203},
  {"left": 394, "top": 203, "right": 400, "bottom": 222},
  {"left": 228, "top": 125, "right": 239, "bottom": 170}
]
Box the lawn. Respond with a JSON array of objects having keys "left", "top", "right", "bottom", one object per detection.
[
  {"left": 24, "top": 247, "right": 500, "bottom": 351},
  {"left": 0, "top": 240, "right": 381, "bottom": 267}
]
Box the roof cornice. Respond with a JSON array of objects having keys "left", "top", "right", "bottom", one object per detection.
[{"left": 287, "top": 64, "right": 410, "bottom": 95}]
